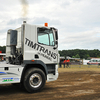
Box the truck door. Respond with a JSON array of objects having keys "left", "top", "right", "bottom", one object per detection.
[{"left": 37, "top": 27, "right": 58, "bottom": 64}]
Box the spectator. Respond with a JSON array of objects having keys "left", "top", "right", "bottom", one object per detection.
[
  {"left": 2, "top": 57, "right": 4, "bottom": 61},
  {"left": 63, "top": 59, "right": 67, "bottom": 68},
  {"left": 66, "top": 59, "right": 70, "bottom": 68}
]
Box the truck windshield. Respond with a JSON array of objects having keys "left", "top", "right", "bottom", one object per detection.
[{"left": 37, "top": 28, "right": 54, "bottom": 46}]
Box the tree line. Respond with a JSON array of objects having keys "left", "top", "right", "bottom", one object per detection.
[
  {"left": 59, "top": 49, "right": 100, "bottom": 59},
  {"left": 0, "top": 46, "right": 6, "bottom": 53}
]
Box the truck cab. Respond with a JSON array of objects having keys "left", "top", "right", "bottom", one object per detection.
[{"left": 0, "top": 22, "right": 59, "bottom": 93}]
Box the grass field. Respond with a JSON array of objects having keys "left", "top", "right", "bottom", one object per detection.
[{"left": 58, "top": 65, "right": 100, "bottom": 72}]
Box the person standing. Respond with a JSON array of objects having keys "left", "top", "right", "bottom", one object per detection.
[
  {"left": 63, "top": 59, "right": 67, "bottom": 68},
  {"left": 66, "top": 59, "right": 70, "bottom": 68},
  {"left": 1, "top": 56, "right": 4, "bottom": 61}
]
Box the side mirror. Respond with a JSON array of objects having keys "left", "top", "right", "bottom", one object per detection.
[
  {"left": 53, "top": 41, "right": 58, "bottom": 50},
  {"left": 55, "top": 41, "right": 58, "bottom": 45},
  {"left": 55, "top": 31, "right": 58, "bottom": 40}
]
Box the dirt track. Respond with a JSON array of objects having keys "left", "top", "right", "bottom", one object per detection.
[{"left": 0, "top": 70, "right": 100, "bottom": 100}]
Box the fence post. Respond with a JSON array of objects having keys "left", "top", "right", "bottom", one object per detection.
[
  {"left": 88, "top": 65, "right": 90, "bottom": 68},
  {"left": 98, "top": 64, "right": 100, "bottom": 68},
  {"left": 79, "top": 64, "right": 81, "bottom": 68}
]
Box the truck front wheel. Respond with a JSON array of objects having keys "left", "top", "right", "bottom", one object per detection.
[{"left": 23, "top": 68, "right": 46, "bottom": 93}]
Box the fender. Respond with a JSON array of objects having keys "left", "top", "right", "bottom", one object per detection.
[{"left": 22, "top": 60, "right": 48, "bottom": 74}]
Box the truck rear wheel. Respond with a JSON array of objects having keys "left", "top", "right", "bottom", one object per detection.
[{"left": 23, "top": 68, "right": 46, "bottom": 93}]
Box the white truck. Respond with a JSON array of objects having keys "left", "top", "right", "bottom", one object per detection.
[{"left": 0, "top": 22, "right": 59, "bottom": 93}]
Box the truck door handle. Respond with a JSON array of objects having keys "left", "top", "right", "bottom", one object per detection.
[{"left": 35, "top": 54, "right": 39, "bottom": 59}]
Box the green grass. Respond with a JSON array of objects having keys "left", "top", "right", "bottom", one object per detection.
[{"left": 58, "top": 65, "right": 100, "bottom": 72}]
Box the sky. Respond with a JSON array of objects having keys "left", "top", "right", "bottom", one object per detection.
[{"left": 0, "top": 0, "right": 100, "bottom": 50}]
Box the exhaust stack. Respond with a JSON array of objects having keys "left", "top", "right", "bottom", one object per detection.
[{"left": 23, "top": 21, "right": 26, "bottom": 23}]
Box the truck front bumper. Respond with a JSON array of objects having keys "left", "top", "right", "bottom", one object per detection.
[{"left": 47, "top": 64, "right": 59, "bottom": 82}]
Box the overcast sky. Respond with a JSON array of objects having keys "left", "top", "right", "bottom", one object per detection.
[{"left": 0, "top": 0, "right": 100, "bottom": 50}]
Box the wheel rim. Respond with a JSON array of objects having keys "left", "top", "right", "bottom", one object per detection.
[{"left": 29, "top": 73, "right": 42, "bottom": 88}]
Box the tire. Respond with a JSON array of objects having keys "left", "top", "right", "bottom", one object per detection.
[{"left": 23, "top": 68, "right": 46, "bottom": 93}]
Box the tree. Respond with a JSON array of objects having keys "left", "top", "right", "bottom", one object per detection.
[
  {"left": 0, "top": 46, "right": 6, "bottom": 53},
  {"left": 72, "top": 56, "right": 75, "bottom": 58},
  {"left": 75, "top": 54, "right": 80, "bottom": 58},
  {"left": 59, "top": 49, "right": 100, "bottom": 59}
]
